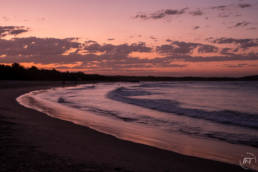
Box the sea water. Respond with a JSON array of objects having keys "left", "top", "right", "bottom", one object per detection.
[{"left": 17, "top": 81, "right": 258, "bottom": 169}]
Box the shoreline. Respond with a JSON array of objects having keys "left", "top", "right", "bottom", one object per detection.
[{"left": 0, "top": 81, "right": 249, "bottom": 171}]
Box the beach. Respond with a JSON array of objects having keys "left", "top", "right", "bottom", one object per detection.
[{"left": 0, "top": 81, "right": 249, "bottom": 172}]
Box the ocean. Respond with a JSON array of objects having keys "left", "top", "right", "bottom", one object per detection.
[{"left": 17, "top": 81, "right": 258, "bottom": 169}]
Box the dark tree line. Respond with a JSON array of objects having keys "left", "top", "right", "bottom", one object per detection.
[
  {"left": 0, "top": 63, "right": 107, "bottom": 81},
  {"left": 0, "top": 63, "right": 257, "bottom": 81}
]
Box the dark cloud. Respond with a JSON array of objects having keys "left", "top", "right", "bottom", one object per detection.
[
  {"left": 107, "top": 38, "right": 115, "bottom": 41},
  {"left": 211, "top": 3, "right": 250, "bottom": 10},
  {"left": 84, "top": 42, "right": 152, "bottom": 55},
  {"left": 197, "top": 44, "right": 218, "bottom": 53},
  {"left": 238, "top": 3, "right": 252, "bottom": 8},
  {"left": 135, "top": 8, "right": 187, "bottom": 20},
  {"left": 85, "top": 40, "right": 97, "bottom": 44},
  {"left": 150, "top": 12, "right": 166, "bottom": 19},
  {"left": 215, "top": 7, "right": 237, "bottom": 18},
  {"left": 83, "top": 42, "right": 103, "bottom": 53},
  {"left": 158, "top": 41, "right": 199, "bottom": 54},
  {"left": 193, "top": 26, "right": 200, "bottom": 30},
  {"left": 165, "top": 53, "right": 258, "bottom": 62},
  {"left": 211, "top": 37, "right": 258, "bottom": 50},
  {"left": 221, "top": 48, "right": 233, "bottom": 55},
  {"left": 0, "top": 26, "right": 29, "bottom": 38},
  {"left": 135, "top": 14, "right": 148, "bottom": 20},
  {"left": 0, "top": 37, "right": 80, "bottom": 57},
  {"left": 211, "top": 5, "right": 228, "bottom": 11},
  {"left": 157, "top": 41, "right": 218, "bottom": 55},
  {"left": 209, "top": 3, "right": 252, "bottom": 19},
  {"left": 164, "top": 8, "right": 187, "bottom": 15},
  {"left": 189, "top": 9, "right": 203, "bottom": 16},
  {"left": 234, "top": 21, "right": 250, "bottom": 27},
  {"left": 135, "top": 2, "right": 254, "bottom": 23}
]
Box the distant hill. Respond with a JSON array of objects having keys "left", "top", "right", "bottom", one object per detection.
[{"left": 0, "top": 63, "right": 257, "bottom": 82}]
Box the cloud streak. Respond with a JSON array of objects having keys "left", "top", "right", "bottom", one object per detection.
[
  {"left": 238, "top": 3, "right": 252, "bottom": 8},
  {"left": 156, "top": 41, "right": 218, "bottom": 55},
  {"left": 135, "top": 8, "right": 188, "bottom": 20},
  {"left": 211, "top": 37, "right": 258, "bottom": 50},
  {"left": 234, "top": 21, "right": 250, "bottom": 28},
  {"left": 0, "top": 26, "right": 29, "bottom": 38},
  {"left": 134, "top": 1, "right": 256, "bottom": 28}
]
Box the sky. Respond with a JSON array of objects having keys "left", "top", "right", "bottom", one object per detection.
[{"left": 0, "top": 0, "right": 258, "bottom": 76}]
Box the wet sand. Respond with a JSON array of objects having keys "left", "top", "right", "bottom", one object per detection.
[{"left": 0, "top": 81, "right": 249, "bottom": 171}]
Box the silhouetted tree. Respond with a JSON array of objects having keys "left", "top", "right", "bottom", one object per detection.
[{"left": 0, "top": 63, "right": 257, "bottom": 81}]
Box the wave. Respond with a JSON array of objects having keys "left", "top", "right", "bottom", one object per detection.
[
  {"left": 67, "top": 85, "right": 95, "bottom": 91},
  {"left": 107, "top": 87, "right": 258, "bottom": 130},
  {"left": 54, "top": 91, "right": 258, "bottom": 148},
  {"left": 52, "top": 96, "right": 258, "bottom": 148}
]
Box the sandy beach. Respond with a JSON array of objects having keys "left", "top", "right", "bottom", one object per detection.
[{"left": 0, "top": 81, "right": 249, "bottom": 172}]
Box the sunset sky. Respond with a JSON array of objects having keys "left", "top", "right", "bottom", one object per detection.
[{"left": 0, "top": 0, "right": 258, "bottom": 76}]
